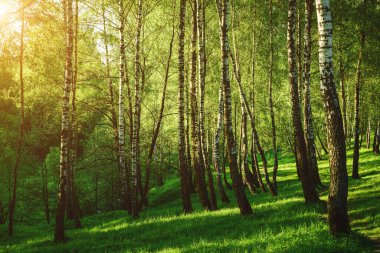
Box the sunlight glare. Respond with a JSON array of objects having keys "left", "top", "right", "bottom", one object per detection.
[{"left": 0, "top": 1, "right": 11, "bottom": 21}]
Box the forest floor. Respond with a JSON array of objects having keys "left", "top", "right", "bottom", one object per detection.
[{"left": 0, "top": 149, "right": 379, "bottom": 252}]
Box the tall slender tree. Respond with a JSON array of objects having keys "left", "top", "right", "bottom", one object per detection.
[
  {"left": 352, "top": 0, "right": 367, "bottom": 179},
  {"left": 338, "top": 47, "right": 347, "bottom": 139},
  {"left": 303, "top": 0, "right": 322, "bottom": 188},
  {"left": 213, "top": 84, "right": 230, "bottom": 203},
  {"left": 117, "top": 0, "right": 129, "bottom": 212},
  {"left": 55, "top": 0, "right": 74, "bottom": 241},
  {"left": 131, "top": 0, "right": 143, "bottom": 217},
  {"left": 287, "top": 0, "right": 318, "bottom": 203},
  {"left": 268, "top": 0, "right": 279, "bottom": 191},
  {"left": 315, "top": 0, "right": 350, "bottom": 235},
  {"left": 198, "top": 0, "right": 217, "bottom": 210},
  {"left": 190, "top": 0, "right": 210, "bottom": 210},
  {"left": 230, "top": 42, "right": 277, "bottom": 196},
  {"left": 250, "top": 1, "right": 266, "bottom": 193},
  {"left": 178, "top": 0, "right": 193, "bottom": 213},
  {"left": 68, "top": 0, "right": 82, "bottom": 228},
  {"left": 141, "top": 8, "right": 175, "bottom": 206},
  {"left": 216, "top": 0, "right": 252, "bottom": 215}
]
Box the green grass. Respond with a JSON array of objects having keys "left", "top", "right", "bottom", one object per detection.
[{"left": 0, "top": 149, "right": 379, "bottom": 252}]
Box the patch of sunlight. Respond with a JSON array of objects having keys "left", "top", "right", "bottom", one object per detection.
[
  {"left": 255, "top": 196, "right": 302, "bottom": 209},
  {"left": 156, "top": 248, "right": 181, "bottom": 253},
  {"left": 90, "top": 208, "right": 241, "bottom": 233}
]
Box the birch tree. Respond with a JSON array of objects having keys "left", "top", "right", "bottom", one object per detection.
[
  {"left": 178, "top": 0, "right": 193, "bottom": 213},
  {"left": 303, "top": 0, "right": 322, "bottom": 188},
  {"left": 287, "top": 0, "right": 318, "bottom": 203},
  {"left": 131, "top": 0, "right": 143, "bottom": 217},
  {"left": 352, "top": 0, "right": 367, "bottom": 179},
  {"left": 117, "top": 0, "right": 129, "bottom": 212},
  {"left": 213, "top": 84, "right": 230, "bottom": 203},
  {"left": 190, "top": 0, "right": 210, "bottom": 210},
  {"left": 198, "top": 0, "right": 217, "bottom": 210},
  {"left": 55, "top": 0, "right": 74, "bottom": 241},
  {"left": 268, "top": 0, "right": 279, "bottom": 190},
  {"left": 315, "top": 0, "right": 350, "bottom": 235},
  {"left": 216, "top": 0, "right": 252, "bottom": 215}
]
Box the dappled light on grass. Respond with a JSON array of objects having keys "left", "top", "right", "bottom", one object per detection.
[{"left": 0, "top": 149, "right": 377, "bottom": 252}]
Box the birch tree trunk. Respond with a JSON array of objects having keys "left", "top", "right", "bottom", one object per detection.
[
  {"left": 338, "top": 47, "right": 347, "bottom": 139},
  {"left": 213, "top": 84, "right": 230, "bottom": 203},
  {"left": 185, "top": 72, "right": 196, "bottom": 193},
  {"left": 268, "top": 0, "right": 279, "bottom": 191},
  {"left": 117, "top": 0, "right": 129, "bottom": 213},
  {"left": 69, "top": 0, "right": 82, "bottom": 228},
  {"left": 303, "top": 0, "right": 322, "bottom": 188},
  {"left": 288, "top": 0, "right": 318, "bottom": 203},
  {"left": 250, "top": 1, "right": 265, "bottom": 192},
  {"left": 373, "top": 121, "right": 378, "bottom": 153},
  {"left": 240, "top": 101, "right": 257, "bottom": 195},
  {"left": 297, "top": 5, "right": 303, "bottom": 107},
  {"left": 366, "top": 118, "right": 371, "bottom": 149},
  {"left": 198, "top": 0, "right": 217, "bottom": 210},
  {"left": 229, "top": 14, "right": 257, "bottom": 195},
  {"left": 230, "top": 47, "right": 277, "bottom": 196},
  {"left": 353, "top": 2, "right": 366, "bottom": 178},
  {"left": 375, "top": 121, "right": 380, "bottom": 154},
  {"left": 41, "top": 161, "right": 50, "bottom": 224},
  {"left": 8, "top": 0, "right": 25, "bottom": 236},
  {"left": 217, "top": 0, "right": 252, "bottom": 215},
  {"left": 190, "top": 0, "right": 210, "bottom": 210},
  {"left": 131, "top": 0, "right": 143, "bottom": 217},
  {"left": 55, "top": 0, "right": 74, "bottom": 241},
  {"left": 315, "top": 0, "right": 350, "bottom": 235},
  {"left": 178, "top": 0, "right": 193, "bottom": 213}
]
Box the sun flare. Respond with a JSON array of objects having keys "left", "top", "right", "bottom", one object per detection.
[{"left": 0, "top": 1, "right": 15, "bottom": 23}]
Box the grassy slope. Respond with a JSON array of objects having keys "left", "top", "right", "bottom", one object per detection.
[{"left": 0, "top": 149, "right": 378, "bottom": 252}]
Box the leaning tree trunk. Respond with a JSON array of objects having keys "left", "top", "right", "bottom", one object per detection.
[
  {"left": 287, "top": 0, "right": 318, "bottom": 203},
  {"left": 178, "top": 0, "right": 193, "bottom": 213},
  {"left": 315, "top": 0, "right": 350, "bottom": 235},
  {"left": 229, "top": 3, "right": 276, "bottom": 196},
  {"left": 141, "top": 13, "right": 175, "bottom": 207},
  {"left": 352, "top": 15, "right": 366, "bottom": 179},
  {"left": 303, "top": 0, "right": 322, "bottom": 188},
  {"left": 250, "top": 1, "right": 266, "bottom": 193},
  {"left": 190, "top": 0, "right": 210, "bottom": 210},
  {"left": 229, "top": 5, "right": 257, "bottom": 195},
  {"left": 216, "top": 0, "right": 252, "bottom": 215},
  {"left": 8, "top": 1, "right": 25, "bottom": 236},
  {"left": 240, "top": 101, "right": 257, "bottom": 195},
  {"left": 338, "top": 47, "right": 347, "bottom": 139},
  {"left": 229, "top": 46, "right": 277, "bottom": 196},
  {"left": 213, "top": 85, "right": 230, "bottom": 203},
  {"left": 198, "top": 0, "right": 217, "bottom": 210},
  {"left": 55, "top": 0, "right": 74, "bottom": 241},
  {"left": 268, "top": 0, "right": 279, "bottom": 191}
]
